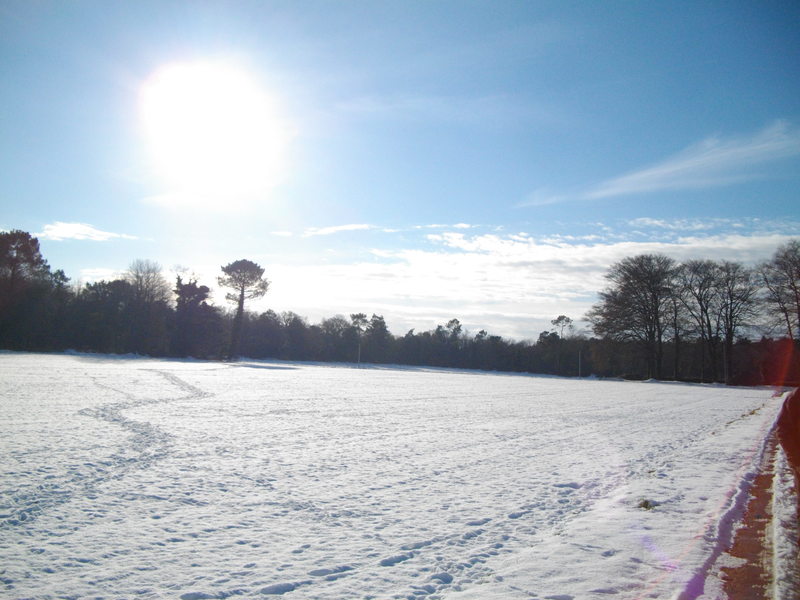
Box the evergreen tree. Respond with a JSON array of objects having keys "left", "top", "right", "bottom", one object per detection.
[
  {"left": 218, "top": 259, "right": 269, "bottom": 359},
  {"left": 172, "top": 276, "right": 222, "bottom": 358}
]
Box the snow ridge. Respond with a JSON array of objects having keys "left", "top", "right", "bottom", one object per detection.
[
  {"left": 772, "top": 437, "right": 800, "bottom": 599},
  {"left": 675, "top": 408, "right": 779, "bottom": 600}
]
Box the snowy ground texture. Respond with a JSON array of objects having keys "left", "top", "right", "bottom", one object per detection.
[{"left": 0, "top": 352, "right": 793, "bottom": 600}]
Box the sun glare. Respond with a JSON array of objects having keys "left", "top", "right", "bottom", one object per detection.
[{"left": 140, "top": 61, "right": 291, "bottom": 208}]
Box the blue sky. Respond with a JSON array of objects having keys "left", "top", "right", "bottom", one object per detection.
[{"left": 2, "top": 1, "right": 799, "bottom": 339}]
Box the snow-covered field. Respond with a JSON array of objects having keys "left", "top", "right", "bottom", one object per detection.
[{"left": 0, "top": 352, "right": 790, "bottom": 599}]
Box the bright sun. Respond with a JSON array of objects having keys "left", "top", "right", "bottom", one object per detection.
[{"left": 140, "top": 61, "right": 291, "bottom": 207}]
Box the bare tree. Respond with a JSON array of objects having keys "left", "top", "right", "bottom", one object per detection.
[
  {"left": 124, "top": 259, "right": 171, "bottom": 354},
  {"left": 716, "top": 261, "right": 759, "bottom": 383},
  {"left": 760, "top": 240, "right": 800, "bottom": 340},
  {"left": 125, "top": 259, "right": 170, "bottom": 305},
  {"left": 666, "top": 292, "right": 691, "bottom": 381},
  {"left": 587, "top": 254, "right": 677, "bottom": 379},
  {"left": 676, "top": 260, "right": 723, "bottom": 381}
]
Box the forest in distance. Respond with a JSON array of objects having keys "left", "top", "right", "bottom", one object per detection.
[{"left": 1, "top": 228, "right": 798, "bottom": 386}]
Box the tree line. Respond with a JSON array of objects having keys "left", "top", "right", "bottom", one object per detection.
[
  {"left": 587, "top": 249, "right": 799, "bottom": 384},
  {"left": 1, "top": 229, "right": 797, "bottom": 385}
]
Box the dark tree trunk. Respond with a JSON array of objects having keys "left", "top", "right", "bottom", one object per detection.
[{"left": 228, "top": 287, "right": 246, "bottom": 359}]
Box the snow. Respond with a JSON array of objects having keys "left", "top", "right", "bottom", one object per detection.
[
  {"left": 0, "top": 351, "right": 791, "bottom": 599},
  {"left": 772, "top": 447, "right": 800, "bottom": 599}
]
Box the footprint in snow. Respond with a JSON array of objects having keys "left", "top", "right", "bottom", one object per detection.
[
  {"left": 261, "top": 581, "right": 309, "bottom": 595},
  {"left": 401, "top": 539, "right": 433, "bottom": 551},
  {"left": 553, "top": 482, "right": 582, "bottom": 490},
  {"left": 380, "top": 553, "right": 413, "bottom": 567},
  {"left": 462, "top": 528, "right": 484, "bottom": 540},
  {"left": 308, "top": 565, "right": 353, "bottom": 578}
]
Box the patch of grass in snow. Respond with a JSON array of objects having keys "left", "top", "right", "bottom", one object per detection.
[
  {"left": 637, "top": 499, "right": 659, "bottom": 510},
  {"left": 724, "top": 404, "right": 765, "bottom": 428}
]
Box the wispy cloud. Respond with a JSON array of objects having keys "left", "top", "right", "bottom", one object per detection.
[
  {"left": 302, "top": 224, "right": 374, "bottom": 237},
  {"left": 588, "top": 120, "right": 800, "bottom": 199},
  {"left": 414, "top": 223, "right": 474, "bottom": 230},
  {"left": 519, "top": 121, "right": 800, "bottom": 207},
  {"left": 37, "top": 222, "right": 137, "bottom": 242},
  {"left": 623, "top": 217, "right": 800, "bottom": 239},
  {"left": 281, "top": 223, "right": 474, "bottom": 239},
  {"left": 626, "top": 217, "right": 718, "bottom": 231}
]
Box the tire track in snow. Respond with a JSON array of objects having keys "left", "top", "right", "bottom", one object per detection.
[{"left": 1, "top": 369, "right": 211, "bottom": 529}]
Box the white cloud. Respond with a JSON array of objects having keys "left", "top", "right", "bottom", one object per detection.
[
  {"left": 37, "top": 222, "right": 137, "bottom": 242},
  {"left": 588, "top": 120, "right": 800, "bottom": 199},
  {"left": 539, "top": 234, "right": 605, "bottom": 243},
  {"left": 303, "top": 224, "right": 374, "bottom": 237},
  {"left": 414, "top": 223, "right": 475, "bottom": 230},
  {"left": 623, "top": 217, "right": 800, "bottom": 239},
  {"left": 626, "top": 217, "right": 718, "bottom": 231},
  {"left": 78, "top": 268, "right": 121, "bottom": 283},
  {"left": 242, "top": 229, "right": 796, "bottom": 340}
]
